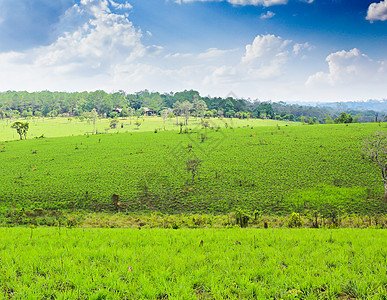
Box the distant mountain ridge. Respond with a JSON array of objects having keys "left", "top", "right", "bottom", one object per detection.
[{"left": 298, "top": 100, "right": 387, "bottom": 113}]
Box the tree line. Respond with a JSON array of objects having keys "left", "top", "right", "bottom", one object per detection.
[{"left": 0, "top": 90, "right": 383, "bottom": 123}]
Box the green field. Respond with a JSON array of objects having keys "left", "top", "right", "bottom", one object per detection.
[
  {"left": 0, "top": 227, "right": 385, "bottom": 299},
  {"left": 0, "top": 119, "right": 386, "bottom": 222},
  {"left": 0, "top": 117, "right": 296, "bottom": 141},
  {"left": 1, "top": 117, "right": 386, "bottom": 299}
]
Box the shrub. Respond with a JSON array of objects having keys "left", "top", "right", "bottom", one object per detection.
[
  {"left": 235, "top": 211, "right": 250, "bottom": 228},
  {"left": 288, "top": 212, "right": 303, "bottom": 228}
]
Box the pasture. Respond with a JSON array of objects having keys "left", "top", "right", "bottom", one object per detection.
[
  {"left": 0, "top": 121, "right": 386, "bottom": 220},
  {"left": 0, "top": 227, "right": 386, "bottom": 299},
  {"left": 0, "top": 116, "right": 296, "bottom": 141}
]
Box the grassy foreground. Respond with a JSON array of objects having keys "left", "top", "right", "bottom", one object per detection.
[{"left": 0, "top": 228, "right": 386, "bottom": 299}]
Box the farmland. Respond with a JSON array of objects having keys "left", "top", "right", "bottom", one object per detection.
[
  {"left": 0, "top": 118, "right": 386, "bottom": 224},
  {"left": 0, "top": 227, "right": 386, "bottom": 299}
]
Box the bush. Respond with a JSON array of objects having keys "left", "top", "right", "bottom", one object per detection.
[
  {"left": 288, "top": 213, "right": 303, "bottom": 228},
  {"left": 235, "top": 211, "right": 250, "bottom": 228}
]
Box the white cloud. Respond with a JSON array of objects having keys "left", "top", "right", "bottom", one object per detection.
[
  {"left": 293, "top": 42, "right": 312, "bottom": 55},
  {"left": 164, "top": 52, "right": 193, "bottom": 58},
  {"left": 242, "top": 34, "right": 291, "bottom": 63},
  {"left": 306, "top": 48, "right": 387, "bottom": 86},
  {"left": 201, "top": 34, "right": 301, "bottom": 91},
  {"left": 241, "top": 34, "right": 291, "bottom": 78},
  {"left": 175, "top": 0, "right": 288, "bottom": 7},
  {"left": 197, "top": 48, "right": 237, "bottom": 59},
  {"left": 4, "top": 0, "right": 144, "bottom": 76},
  {"left": 109, "top": 0, "right": 132, "bottom": 10},
  {"left": 366, "top": 0, "right": 387, "bottom": 22},
  {"left": 175, "top": 0, "right": 314, "bottom": 5},
  {"left": 260, "top": 11, "right": 275, "bottom": 19}
]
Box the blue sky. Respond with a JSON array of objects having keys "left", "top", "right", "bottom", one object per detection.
[{"left": 0, "top": 0, "right": 386, "bottom": 102}]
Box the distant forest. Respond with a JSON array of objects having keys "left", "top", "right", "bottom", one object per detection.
[{"left": 0, "top": 90, "right": 385, "bottom": 123}]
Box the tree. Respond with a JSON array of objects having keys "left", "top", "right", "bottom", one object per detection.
[
  {"left": 253, "top": 102, "right": 274, "bottom": 119},
  {"left": 22, "top": 110, "right": 32, "bottom": 119},
  {"left": 160, "top": 109, "right": 170, "bottom": 131},
  {"left": 83, "top": 109, "right": 98, "bottom": 134},
  {"left": 323, "top": 114, "right": 334, "bottom": 124},
  {"left": 362, "top": 131, "right": 387, "bottom": 201},
  {"left": 193, "top": 99, "right": 207, "bottom": 120},
  {"left": 135, "top": 119, "right": 142, "bottom": 129},
  {"left": 48, "top": 110, "right": 58, "bottom": 118},
  {"left": 227, "top": 110, "right": 235, "bottom": 118},
  {"left": 173, "top": 101, "right": 182, "bottom": 125},
  {"left": 120, "top": 106, "right": 129, "bottom": 117},
  {"left": 186, "top": 158, "right": 202, "bottom": 184},
  {"left": 180, "top": 101, "right": 193, "bottom": 125},
  {"left": 11, "top": 122, "right": 29, "bottom": 140},
  {"left": 128, "top": 107, "right": 134, "bottom": 125},
  {"left": 204, "top": 111, "right": 213, "bottom": 118},
  {"left": 91, "top": 109, "right": 98, "bottom": 134},
  {"left": 335, "top": 112, "right": 352, "bottom": 124},
  {"left": 109, "top": 118, "right": 119, "bottom": 129}
]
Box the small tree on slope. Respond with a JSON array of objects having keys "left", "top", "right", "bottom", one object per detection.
[{"left": 362, "top": 131, "right": 387, "bottom": 201}]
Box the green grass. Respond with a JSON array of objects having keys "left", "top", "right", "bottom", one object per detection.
[
  {"left": 1, "top": 119, "right": 386, "bottom": 299},
  {"left": 0, "top": 122, "right": 386, "bottom": 216},
  {"left": 0, "top": 227, "right": 385, "bottom": 299},
  {"left": 0, "top": 116, "right": 297, "bottom": 140}
]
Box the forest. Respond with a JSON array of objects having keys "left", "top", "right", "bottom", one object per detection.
[{"left": 0, "top": 90, "right": 384, "bottom": 123}]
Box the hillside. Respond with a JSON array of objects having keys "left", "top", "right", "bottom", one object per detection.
[{"left": 1, "top": 122, "right": 386, "bottom": 217}]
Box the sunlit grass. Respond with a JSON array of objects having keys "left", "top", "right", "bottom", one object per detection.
[
  {"left": 0, "top": 116, "right": 298, "bottom": 141},
  {"left": 0, "top": 227, "right": 385, "bottom": 299}
]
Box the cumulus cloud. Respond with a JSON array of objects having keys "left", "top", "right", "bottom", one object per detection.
[
  {"left": 202, "top": 34, "right": 304, "bottom": 91},
  {"left": 242, "top": 34, "right": 291, "bottom": 63},
  {"left": 306, "top": 48, "right": 387, "bottom": 86},
  {"left": 109, "top": 0, "right": 132, "bottom": 10},
  {"left": 175, "top": 0, "right": 288, "bottom": 7},
  {"left": 241, "top": 34, "right": 291, "bottom": 78},
  {"left": 293, "top": 42, "right": 312, "bottom": 55},
  {"left": 260, "top": 11, "right": 275, "bottom": 19},
  {"left": 175, "top": 0, "right": 314, "bottom": 5},
  {"left": 366, "top": 0, "right": 387, "bottom": 22},
  {"left": 4, "top": 0, "right": 144, "bottom": 76}
]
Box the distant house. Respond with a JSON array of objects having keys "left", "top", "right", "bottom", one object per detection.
[
  {"left": 113, "top": 107, "right": 122, "bottom": 114},
  {"left": 143, "top": 107, "right": 156, "bottom": 116}
]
